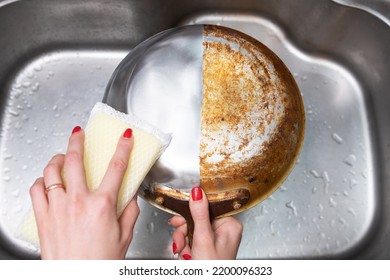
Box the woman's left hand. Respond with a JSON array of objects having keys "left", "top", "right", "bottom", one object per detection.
[{"left": 29, "top": 126, "right": 140, "bottom": 259}]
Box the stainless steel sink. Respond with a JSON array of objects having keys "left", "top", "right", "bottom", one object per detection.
[{"left": 0, "top": 0, "right": 389, "bottom": 259}]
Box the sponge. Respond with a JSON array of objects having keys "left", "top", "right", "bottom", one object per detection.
[
  {"left": 83, "top": 102, "right": 171, "bottom": 214},
  {"left": 20, "top": 102, "right": 171, "bottom": 247}
]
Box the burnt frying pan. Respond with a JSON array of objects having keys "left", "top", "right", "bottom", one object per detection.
[{"left": 104, "top": 25, "right": 305, "bottom": 246}]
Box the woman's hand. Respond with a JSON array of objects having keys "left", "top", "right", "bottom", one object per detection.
[
  {"left": 29, "top": 126, "right": 140, "bottom": 259},
  {"left": 169, "top": 186, "right": 243, "bottom": 260}
]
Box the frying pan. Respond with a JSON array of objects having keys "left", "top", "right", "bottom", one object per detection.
[{"left": 104, "top": 25, "right": 305, "bottom": 246}]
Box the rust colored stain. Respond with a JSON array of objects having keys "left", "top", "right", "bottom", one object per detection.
[{"left": 200, "top": 25, "right": 305, "bottom": 214}]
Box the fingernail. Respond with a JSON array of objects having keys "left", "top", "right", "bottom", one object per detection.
[
  {"left": 172, "top": 242, "right": 177, "bottom": 254},
  {"left": 183, "top": 254, "right": 192, "bottom": 260},
  {"left": 191, "top": 186, "right": 203, "bottom": 201},
  {"left": 123, "top": 128, "right": 132, "bottom": 138},
  {"left": 72, "top": 126, "right": 81, "bottom": 134}
]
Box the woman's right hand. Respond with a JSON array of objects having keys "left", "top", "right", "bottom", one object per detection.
[{"left": 169, "top": 186, "right": 243, "bottom": 260}]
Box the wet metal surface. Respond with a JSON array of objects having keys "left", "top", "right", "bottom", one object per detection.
[{"left": 0, "top": 0, "right": 389, "bottom": 259}]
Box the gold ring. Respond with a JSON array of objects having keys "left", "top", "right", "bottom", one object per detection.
[{"left": 45, "top": 183, "right": 66, "bottom": 193}]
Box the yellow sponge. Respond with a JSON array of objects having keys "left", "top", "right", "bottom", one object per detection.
[
  {"left": 20, "top": 102, "right": 171, "bottom": 247},
  {"left": 84, "top": 102, "right": 171, "bottom": 214}
]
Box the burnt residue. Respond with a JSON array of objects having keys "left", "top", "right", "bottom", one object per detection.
[{"left": 200, "top": 24, "right": 305, "bottom": 211}]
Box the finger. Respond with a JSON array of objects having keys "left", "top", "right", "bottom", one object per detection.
[
  {"left": 178, "top": 246, "right": 192, "bottom": 260},
  {"left": 189, "top": 186, "right": 215, "bottom": 248},
  {"left": 213, "top": 216, "right": 243, "bottom": 239},
  {"left": 63, "top": 126, "right": 87, "bottom": 195},
  {"left": 30, "top": 177, "right": 48, "bottom": 221},
  {"left": 172, "top": 223, "right": 188, "bottom": 255},
  {"left": 213, "top": 216, "right": 243, "bottom": 258},
  {"left": 43, "top": 154, "right": 66, "bottom": 203},
  {"left": 168, "top": 215, "right": 186, "bottom": 228},
  {"left": 118, "top": 196, "right": 140, "bottom": 244},
  {"left": 99, "top": 128, "right": 134, "bottom": 203}
]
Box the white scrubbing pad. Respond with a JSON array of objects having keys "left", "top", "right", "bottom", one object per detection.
[{"left": 19, "top": 102, "right": 171, "bottom": 247}]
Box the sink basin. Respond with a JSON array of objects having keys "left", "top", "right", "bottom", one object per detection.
[{"left": 0, "top": 0, "right": 389, "bottom": 259}]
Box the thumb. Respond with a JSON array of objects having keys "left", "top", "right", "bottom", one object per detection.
[{"left": 189, "top": 186, "right": 214, "bottom": 246}]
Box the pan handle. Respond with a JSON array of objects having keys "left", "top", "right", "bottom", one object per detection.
[{"left": 150, "top": 187, "right": 250, "bottom": 247}]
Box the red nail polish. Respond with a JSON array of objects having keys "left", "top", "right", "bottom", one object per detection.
[
  {"left": 123, "top": 128, "right": 132, "bottom": 138},
  {"left": 183, "top": 254, "right": 192, "bottom": 260},
  {"left": 72, "top": 126, "right": 81, "bottom": 134},
  {"left": 172, "top": 242, "right": 177, "bottom": 254},
  {"left": 191, "top": 186, "right": 203, "bottom": 201}
]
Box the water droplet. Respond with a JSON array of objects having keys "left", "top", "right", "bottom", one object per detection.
[
  {"left": 329, "top": 197, "right": 337, "bottom": 207},
  {"left": 347, "top": 208, "right": 356, "bottom": 216},
  {"left": 269, "top": 220, "right": 276, "bottom": 234},
  {"left": 3, "top": 154, "right": 13, "bottom": 160},
  {"left": 11, "top": 89, "right": 23, "bottom": 99},
  {"left": 349, "top": 179, "right": 358, "bottom": 188},
  {"left": 323, "top": 171, "right": 330, "bottom": 182},
  {"left": 285, "top": 200, "right": 298, "bottom": 217},
  {"left": 343, "top": 154, "right": 356, "bottom": 167},
  {"left": 8, "top": 108, "right": 20, "bottom": 117},
  {"left": 311, "top": 170, "right": 330, "bottom": 193},
  {"left": 34, "top": 65, "right": 43, "bottom": 72},
  {"left": 26, "top": 139, "right": 33, "bottom": 145},
  {"left": 14, "top": 122, "right": 22, "bottom": 130},
  {"left": 31, "top": 82, "right": 40, "bottom": 92},
  {"left": 46, "top": 71, "right": 55, "bottom": 79},
  {"left": 323, "top": 171, "right": 330, "bottom": 193},
  {"left": 338, "top": 217, "right": 347, "bottom": 225},
  {"left": 10, "top": 189, "right": 20, "bottom": 197},
  {"left": 260, "top": 205, "right": 268, "bottom": 215},
  {"left": 146, "top": 222, "right": 155, "bottom": 234},
  {"left": 13, "top": 83, "right": 21, "bottom": 89},
  {"left": 300, "top": 75, "right": 308, "bottom": 82},
  {"left": 310, "top": 170, "right": 321, "bottom": 178},
  {"left": 3, "top": 176, "right": 11, "bottom": 182},
  {"left": 22, "top": 81, "right": 31, "bottom": 88},
  {"left": 332, "top": 133, "right": 343, "bottom": 144},
  {"left": 52, "top": 105, "right": 58, "bottom": 111}
]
